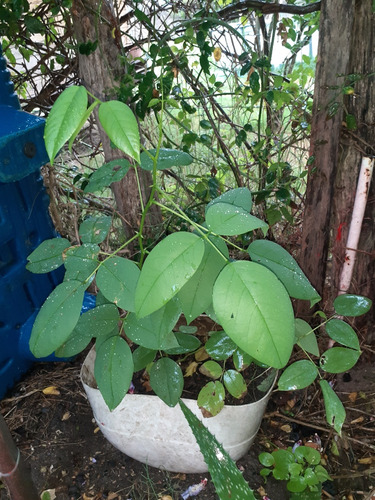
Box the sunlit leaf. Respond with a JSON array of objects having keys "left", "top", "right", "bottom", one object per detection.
[
  {"left": 206, "top": 203, "right": 268, "bottom": 236},
  {"left": 213, "top": 261, "right": 294, "bottom": 368},
  {"left": 135, "top": 232, "right": 205, "bottom": 318}
]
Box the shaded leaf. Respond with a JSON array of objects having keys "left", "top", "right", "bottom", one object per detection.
[
  {"left": 84, "top": 159, "right": 130, "bottom": 193},
  {"left": 199, "top": 361, "right": 223, "bottom": 379},
  {"left": 64, "top": 244, "right": 99, "bottom": 285},
  {"left": 320, "top": 380, "right": 346, "bottom": 435},
  {"left": 278, "top": 360, "right": 318, "bottom": 390},
  {"left": 333, "top": 294, "right": 372, "bottom": 317},
  {"left": 206, "top": 203, "right": 268, "bottom": 236},
  {"left": 320, "top": 347, "right": 360, "bottom": 373},
  {"left": 79, "top": 216, "right": 112, "bottom": 244},
  {"left": 205, "top": 331, "right": 237, "bottom": 360},
  {"left": 95, "top": 336, "right": 134, "bottom": 410},
  {"left": 149, "top": 358, "right": 183, "bottom": 407},
  {"left": 140, "top": 149, "right": 193, "bottom": 171},
  {"left": 325, "top": 319, "right": 360, "bottom": 350},
  {"left": 223, "top": 370, "right": 247, "bottom": 399},
  {"left": 197, "top": 381, "right": 225, "bottom": 417},
  {"left": 295, "top": 318, "right": 319, "bottom": 356},
  {"left": 26, "top": 238, "right": 70, "bottom": 273}
]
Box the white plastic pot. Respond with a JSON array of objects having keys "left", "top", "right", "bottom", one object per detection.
[{"left": 81, "top": 347, "right": 275, "bottom": 473}]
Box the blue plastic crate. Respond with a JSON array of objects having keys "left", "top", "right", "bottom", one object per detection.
[{"left": 0, "top": 42, "right": 94, "bottom": 399}]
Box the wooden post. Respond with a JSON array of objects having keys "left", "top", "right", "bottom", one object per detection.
[{"left": 0, "top": 413, "right": 39, "bottom": 500}]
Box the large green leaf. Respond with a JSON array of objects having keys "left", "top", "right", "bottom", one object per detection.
[
  {"left": 140, "top": 148, "right": 193, "bottom": 171},
  {"left": 64, "top": 244, "right": 99, "bottom": 285},
  {"left": 206, "top": 203, "right": 268, "bottom": 236},
  {"left": 164, "top": 332, "right": 201, "bottom": 355},
  {"left": 177, "top": 235, "right": 229, "bottom": 323},
  {"left": 84, "top": 159, "right": 130, "bottom": 193},
  {"left": 206, "top": 187, "right": 253, "bottom": 213},
  {"left": 98, "top": 101, "right": 140, "bottom": 163},
  {"left": 149, "top": 358, "right": 183, "bottom": 407},
  {"left": 179, "top": 401, "right": 256, "bottom": 500},
  {"left": 213, "top": 261, "right": 294, "bottom": 368},
  {"left": 94, "top": 336, "right": 134, "bottom": 410},
  {"left": 319, "top": 380, "right": 346, "bottom": 435},
  {"left": 26, "top": 238, "right": 70, "bottom": 273},
  {"left": 132, "top": 346, "right": 156, "bottom": 371},
  {"left": 320, "top": 347, "right": 360, "bottom": 373},
  {"left": 55, "top": 304, "right": 119, "bottom": 358},
  {"left": 135, "top": 232, "right": 205, "bottom": 318},
  {"left": 295, "top": 318, "right": 319, "bottom": 356},
  {"left": 248, "top": 240, "right": 321, "bottom": 305},
  {"left": 278, "top": 360, "right": 318, "bottom": 390},
  {"left": 44, "top": 86, "right": 88, "bottom": 163},
  {"left": 79, "top": 216, "right": 112, "bottom": 244},
  {"left": 333, "top": 294, "right": 372, "bottom": 317},
  {"left": 125, "top": 300, "right": 181, "bottom": 350},
  {"left": 29, "top": 281, "right": 85, "bottom": 357},
  {"left": 325, "top": 319, "right": 360, "bottom": 350},
  {"left": 96, "top": 256, "right": 140, "bottom": 312}
]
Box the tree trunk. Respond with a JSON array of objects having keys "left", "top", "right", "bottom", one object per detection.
[
  {"left": 71, "top": 0, "right": 161, "bottom": 252},
  {"left": 298, "top": 0, "right": 375, "bottom": 339},
  {"left": 297, "top": 0, "right": 353, "bottom": 317}
]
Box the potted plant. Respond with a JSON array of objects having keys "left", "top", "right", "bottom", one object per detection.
[{"left": 27, "top": 86, "right": 371, "bottom": 483}]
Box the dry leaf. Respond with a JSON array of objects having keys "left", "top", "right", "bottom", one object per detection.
[
  {"left": 350, "top": 416, "right": 364, "bottom": 425},
  {"left": 42, "top": 386, "right": 60, "bottom": 396},
  {"left": 160, "top": 496, "right": 173, "bottom": 500},
  {"left": 213, "top": 47, "right": 222, "bottom": 61},
  {"left": 358, "top": 456, "right": 374, "bottom": 465},
  {"left": 61, "top": 411, "right": 71, "bottom": 421},
  {"left": 184, "top": 361, "right": 199, "bottom": 377},
  {"left": 82, "top": 494, "right": 94, "bottom": 500},
  {"left": 195, "top": 347, "right": 209, "bottom": 362},
  {"left": 348, "top": 392, "right": 358, "bottom": 403},
  {"left": 94, "top": 427, "right": 100, "bottom": 434},
  {"left": 280, "top": 424, "right": 292, "bottom": 433},
  {"left": 107, "top": 493, "right": 119, "bottom": 500}
]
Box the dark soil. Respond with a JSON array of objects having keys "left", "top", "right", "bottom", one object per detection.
[{"left": 1, "top": 349, "right": 375, "bottom": 500}]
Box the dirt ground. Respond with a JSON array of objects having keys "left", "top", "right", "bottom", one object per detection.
[{"left": 1, "top": 348, "right": 375, "bottom": 500}]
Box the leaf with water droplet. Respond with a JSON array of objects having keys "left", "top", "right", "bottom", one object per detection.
[{"left": 26, "top": 238, "right": 70, "bottom": 274}]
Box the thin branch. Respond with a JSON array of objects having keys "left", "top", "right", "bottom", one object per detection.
[{"left": 218, "top": 1, "right": 321, "bottom": 22}]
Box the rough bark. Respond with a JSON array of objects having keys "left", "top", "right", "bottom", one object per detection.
[
  {"left": 71, "top": 0, "right": 161, "bottom": 251},
  {"left": 297, "top": 0, "right": 353, "bottom": 316},
  {"left": 299, "top": 0, "right": 375, "bottom": 338},
  {"left": 330, "top": 0, "right": 375, "bottom": 338}
]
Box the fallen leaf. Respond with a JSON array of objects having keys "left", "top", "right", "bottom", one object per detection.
[
  {"left": 107, "top": 493, "right": 119, "bottom": 500},
  {"left": 82, "top": 494, "right": 94, "bottom": 500},
  {"left": 40, "top": 489, "right": 56, "bottom": 500},
  {"left": 358, "top": 456, "right": 374, "bottom": 465},
  {"left": 94, "top": 427, "right": 100, "bottom": 434},
  {"left": 348, "top": 392, "right": 357, "bottom": 403},
  {"left": 195, "top": 347, "right": 209, "bottom": 362},
  {"left": 213, "top": 47, "right": 222, "bottom": 61},
  {"left": 280, "top": 424, "right": 292, "bottom": 433},
  {"left": 42, "top": 386, "right": 60, "bottom": 396},
  {"left": 160, "top": 496, "right": 173, "bottom": 500},
  {"left": 184, "top": 361, "right": 199, "bottom": 377},
  {"left": 350, "top": 416, "right": 364, "bottom": 425},
  {"left": 61, "top": 411, "right": 71, "bottom": 421}
]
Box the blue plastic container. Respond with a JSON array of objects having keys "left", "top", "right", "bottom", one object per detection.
[{"left": 0, "top": 43, "right": 93, "bottom": 399}]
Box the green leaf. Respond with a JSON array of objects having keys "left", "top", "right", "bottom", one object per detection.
[
  {"left": 248, "top": 240, "right": 321, "bottom": 305},
  {"left": 177, "top": 235, "right": 229, "bottom": 323},
  {"left": 164, "top": 332, "right": 201, "bottom": 355},
  {"left": 132, "top": 346, "right": 156, "bottom": 371},
  {"left": 333, "top": 294, "right": 372, "bottom": 317},
  {"left": 295, "top": 318, "right": 319, "bottom": 356},
  {"left": 272, "top": 449, "right": 294, "bottom": 480},
  {"left": 294, "top": 446, "right": 320, "bottom": 466},
  {"left": 64, "top": 244, "right": 99, "bottom": 285},
  {"left": 29, "top": 281, "right": 85, "bottom": 357},
  {"left": 205, "top": 331, "right": 237, "bottom": 360},
  {"left": 278, "top": 360, "right": 318, "bottom": 390},
  {"left": 96, "top": 257, "right": 140, "bottom": 312},
  {"left": 199, "top": 360, "right": 223, "bottom": 380},
  {"left": 24, "top": 15, "right": 45, "bottom": 33},
  {"left": 206, "top": 188, "right": 253, "bottom": 213},
  {"left": 223, "top": 370, "right": 247, "bottom": 399},
  {"left": 79, "top": 216, "right": 112, "bottom": 244},
  {"left": 259, "top": 452, "right": 275, "bottom": 467},
  {"left": 213, "top": 261, "right": 294, "bottom": 368},
  {"left": 319, "top": 380, "right": 346, "bottom": 435},
  {"left": 125, "top": 300, "right": 181, "bottom": 350},
  {"left": 320, "top": 347, "right": 360, "bottom": 373},
  {"left": 232, "top": 349, "right": 253, "bottom": 371},
  {"left": 98, "top": 101, "right": 140, "bottom": 163},
  {"left": 135, "top": 232, "right": 205, "bottom": 318},
  {"left": 26, "top": 238, "right": 70, "bottom": 273},
  {"left": 325, "top": 319, "right": 360, "bottom": 350},
  {"left": 197, "top": 381, "right": 225, "bottom": 417},
  {"left": 55, "top": 304, "right": 119, "bottom": 358},
  {"left": 287, "top": 476, "right": 307, "bottom": 493},
  {"left": 140, "top": 149, "right": 193, "bottom": 171},
  {"left": 94, "top": 336, "right": 134, "bottom": 410},
  {"left": 179, "top": 400, "right": 256, "bottom": 499},
  {"left": 44, "top": 86, "right": 88, "bottom": 163},
  {"left": 206, "top": 202, "right": 268, "bottom": 236},
  {"left": 314, "top": 464, "right": 331, "bottom": 482},
  {"left": 84, "top": 159, "right": 130, "bottom": 193},
  {"left": 149, "top": 358, "right": 183, "bottom": 407}
]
